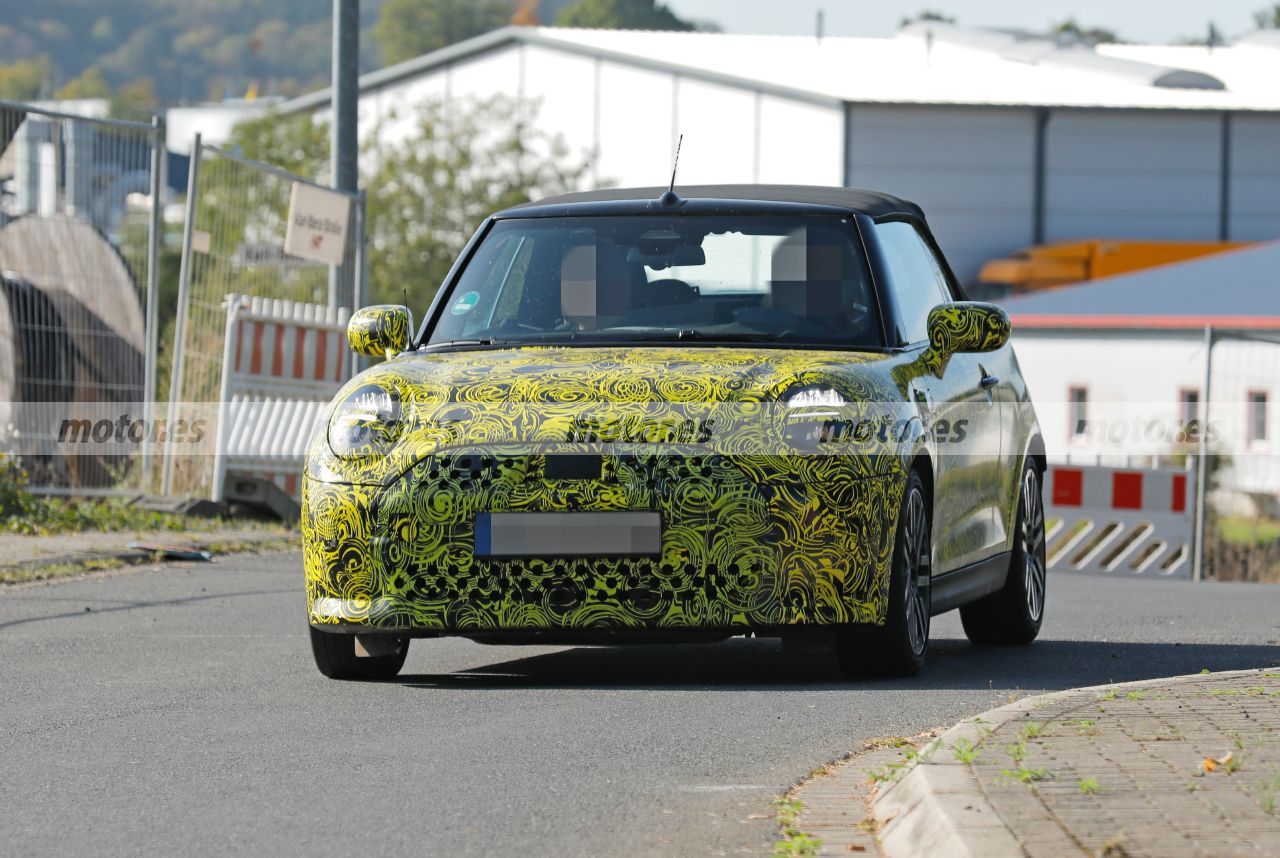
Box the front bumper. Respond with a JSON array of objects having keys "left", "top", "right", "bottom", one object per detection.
[{"left": 304, "top": 449, "right": 902, "bottom": 632}]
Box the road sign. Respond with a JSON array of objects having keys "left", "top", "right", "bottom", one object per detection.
[{"left": 284, "top": 181, "right": 350, "bottom": 266}]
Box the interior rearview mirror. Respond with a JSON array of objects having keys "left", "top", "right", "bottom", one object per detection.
[
  {"left": 347, "top": 305, "right": 413, "bottom": 359},
  {"left": 926, "top": 301, "right": 1011, "bottom": 356}
]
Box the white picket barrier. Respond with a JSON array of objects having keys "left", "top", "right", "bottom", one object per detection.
[
  {"left": 1045, "top": 463, "right": 1196, "bottom": 578},
  {"left": 212, "top": 294, "right": 350, "bottom": 508}
]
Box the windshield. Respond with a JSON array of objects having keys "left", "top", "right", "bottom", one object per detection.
[{"left": 424, "top": 215, "right": 881, "bottom": 349}]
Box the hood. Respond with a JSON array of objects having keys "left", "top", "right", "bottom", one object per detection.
[
  {"left": 373, "top": 345, "right": 894, "bottom": 404},
  {"left": 309, "top": 345, "right": 906, "bottom": 485}
]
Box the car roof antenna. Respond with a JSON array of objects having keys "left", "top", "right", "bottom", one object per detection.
[
  {"left": 402, "top": 287, "right": 418, "bottom": 350},
  {"left": 660, "top": 134, "right": 683, "bottom": 206}
]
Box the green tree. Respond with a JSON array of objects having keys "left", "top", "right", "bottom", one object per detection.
[
  {"left": 54, "top": 66, "right": 110, "bottom": 99},
  {"left": 218, "top": 97, "right": 590, "bottom": 311},
  {"left": 364, "top": 96, "right": 590, "bottom": 308},
  {"left": 0, "top": 56, "right": 52, "bottom": 100},
  {"left": 374, "top": 0, "right": 513, "bottom": 66},
  {"left": 555, "top": 0, "right": 695, "bottom": 31},
  {"left": 229, "top": 110, "right": 330, "bottom": 179},
  {"left": 1256, "top": 4, "right": 1280, "bottom": 28},
  {"left": 1052, "top": 18, "right": 1121, "bottom": 44}
]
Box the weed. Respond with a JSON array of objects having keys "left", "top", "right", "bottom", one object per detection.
[
  {"left": 1006, "top": 741, "right": 1026, "bottom": 763},
  {"left": 774, "top": 798, "right": 821, "bottom": 858},
  {"left": 1077, "top": 778, "right": 1101, "bottom": 795},
  {"left": 1021, "top": 723, "right": 1044, "bottom": 740},
  {"left": 1000, "top": 766, "right": 1051, "bottom": 785},
  {"left": 1097, "top": 690, "right": 1117, "bottom": 701},
  {"left": 951, "top": 739, "right": 981, "bottom": 765}
]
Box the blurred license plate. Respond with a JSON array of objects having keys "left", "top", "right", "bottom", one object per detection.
[{"left": 475, "top": 512, "right": 661, "bottom": 557}]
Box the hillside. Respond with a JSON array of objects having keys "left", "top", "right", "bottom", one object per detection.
[{"left": 0, "top": 0, "right": 387, "bottom": 104}]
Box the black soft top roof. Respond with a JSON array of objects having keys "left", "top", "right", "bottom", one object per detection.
[{"left": 499, "top": 184, "right": 925, "bottom": 221}]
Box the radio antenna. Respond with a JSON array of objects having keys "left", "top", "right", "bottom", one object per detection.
[{"left": 668, "top": 134, "right": 683, "bottom": 195}]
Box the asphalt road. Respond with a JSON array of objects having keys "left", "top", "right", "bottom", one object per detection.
[{"left": 3, "top": 555, "right": 1279, "bottom": 857}]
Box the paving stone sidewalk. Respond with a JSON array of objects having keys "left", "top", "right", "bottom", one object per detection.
[{"left": 795, "top": 668, "right": 1280, "bottom": 857}]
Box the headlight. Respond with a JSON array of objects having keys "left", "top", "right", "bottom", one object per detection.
[
  {"left": 328, "top": 384, "right": 405, "bottom": 458},
  {"left": 780, "top": 385, "right": 848, "bottom": 450},
  {"left": 782, "top": 385, "right": 846, "bottom": 411}
]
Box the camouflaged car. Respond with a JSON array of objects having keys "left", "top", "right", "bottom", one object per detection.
[{"left": 304, "top": 185, "right": 1046, "bottom": 680}]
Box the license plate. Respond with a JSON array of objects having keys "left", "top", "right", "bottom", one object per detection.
[{"left": 475, "top": 512, "right": 661, "bottom": 557}]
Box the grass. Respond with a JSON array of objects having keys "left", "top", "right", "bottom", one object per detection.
[
  {"left": 1006, "top": 741, "right": 1027, "bottom": 763},
  {"left": 1216, "top": 515, "right": 1280, "bottom": 547},
  {"left": 1021, "top": 722, "right": 1044, "bottom": 740},
  {"left": 1077, "top": 778, "right": 1101, "bottom": 795},
  {"left": 0, "top": 533, "right": 294, "bottom": 586}
]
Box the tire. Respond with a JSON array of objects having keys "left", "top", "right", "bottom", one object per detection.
[
  {"left": 310, "top": 626, "right": 409, "bottom": 680},
  {"left": 960, "top": 461, "right": 1047, "bottom": 645},
  {"left": 837, "top": 470, "right": 931, "bottom": 678}
]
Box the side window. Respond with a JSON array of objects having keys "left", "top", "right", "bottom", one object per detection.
[{"left": 874, "top": 221, "right": 952, "bottom": 344}]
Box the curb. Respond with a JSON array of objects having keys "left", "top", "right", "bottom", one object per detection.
[
  {"left": 871, "top": 668, "right": 1271, "bottom": 858},
  {"left": 0, "top": 533, "right": 299, "bottom": 586}
]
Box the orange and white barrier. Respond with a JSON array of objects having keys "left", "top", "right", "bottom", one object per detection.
[
  {"left": 212, "top": 294, "right": 351, "bottom": 503},
  {"left": 1045, "top": 464, "right": 1196, "bottom": 578}
]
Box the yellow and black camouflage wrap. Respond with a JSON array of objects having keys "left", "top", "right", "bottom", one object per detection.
[
  {"left": 303, "top": 331, "right": 1037, "bottom": 634},
  {"left": 303, "top": 346, "right": 922, "bottom": 632},
  {"left": 346, "top": 304, "right": 413, "bottom": 359},
  {"left": 926, "top": 302, "right": 1011, "bottom": 357}
]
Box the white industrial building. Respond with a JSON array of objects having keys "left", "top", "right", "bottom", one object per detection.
[
  {"left": 1004, "top": 242, "right": 1280, "bottom": 508},
  {"left": 272, "top": 23, "right": 1280, "bottom": 285}
]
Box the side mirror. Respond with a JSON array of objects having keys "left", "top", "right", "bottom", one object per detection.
[
  {"left": 926, "top": 301, "right": 1010, "bottom": 356},
  {"left": 347, "top": 305, "right": 413, "bottom": 359}
]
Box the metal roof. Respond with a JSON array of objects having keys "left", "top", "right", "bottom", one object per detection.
[
  {"left": 1002, "top": 242, "right": 1280, "bottom": 330},
  {"left": 280, "top": 25, "right": 1280, "bottom": 116}
]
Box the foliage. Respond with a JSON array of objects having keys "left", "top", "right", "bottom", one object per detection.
[
  {"left": 900, "top": 10, "right": 957, "bottom": 27},
  {"left": 54, "top": 66, "right": 110, "bottom": 99},
  {"left": 363, "top": 95, "right": 590, "bottom": 309},
  {"left": 0, "top": 455, "right": 180, "bottom": 534},
  {"left": 374, "top": 0, "right": 513, "bottom": 66},
  {"left": 1052, "top": 18, "right": 1121, "bottom": 45},
  {"left": 207, "top": 95, "right": 589, "bottom": 315},
  {"left": 0, "top": 55, "right": 53, "bottom": 100},
  {"left": 0, "top": 0, "right": 386, "bottom": 106},
  {"left": 1255, "top": 4, "right": 1280, "bottom": 28},
  {"left": 556, "top": 0, "right": 695, "bottom": 31}
]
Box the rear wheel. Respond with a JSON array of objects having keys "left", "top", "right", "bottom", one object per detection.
[
  {"left": 837, "top": 470, "right": 931, "bottom": 678},
  {"left": 310, "top": 626, "right": 409, "bottom": 680},
  {"left": 960, "top": 462, "right": 1046, "bottom": 645}
]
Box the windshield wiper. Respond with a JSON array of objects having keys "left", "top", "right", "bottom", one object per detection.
[
  {"left": 588, "top": 329, "right": 780, "bottom": 344},
  {"left": 421, "top": 338, "right": 498, "bottom": 350}
]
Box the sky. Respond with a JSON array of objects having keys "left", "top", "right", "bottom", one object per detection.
[{"left": 664, "top": 0, "right": 1270, "bottom": 44}]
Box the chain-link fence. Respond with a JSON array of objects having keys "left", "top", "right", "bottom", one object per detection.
[
  {"left": 0, "top": 100, "right": 163, "bottom": 492},
  {"left": 164, "top": 138, "right": 363, "bottom": 498}
]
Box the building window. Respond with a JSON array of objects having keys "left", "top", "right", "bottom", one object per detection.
[
  {"left": 1179, "top": 388, "right": 1201, "bottom": 437},
  {"left": 1069, "top": 386, "right": 1088, "bottom": 439},
  {"left": 1248, "top": 391, "right": 1268, "bottom": 443}
]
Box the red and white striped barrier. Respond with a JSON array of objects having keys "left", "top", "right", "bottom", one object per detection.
[
  {"left": 212, "top": 294, "right": 351, "bottom": 504},
  {"left": 1045, "top": 464, "right": 1196, "bottom": 578}
]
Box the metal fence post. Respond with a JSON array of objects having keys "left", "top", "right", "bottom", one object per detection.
[
  {"left": 142, "top": 114, "right": 165, "bottom": 492},
  {"left": 163, "top": 134, "right": 202, "bottom": 496},
  {"left": 1192, "top": 324, "right": 1214, "bottom": 582}
]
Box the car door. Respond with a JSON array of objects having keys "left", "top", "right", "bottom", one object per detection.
[{"left": 873, "top": 221, "right": 1007, "bottom": 574}]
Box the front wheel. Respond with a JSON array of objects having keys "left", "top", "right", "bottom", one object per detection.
[
  {"left": 960, "top": 461, "right": 1046, "bottom": 645},
  {"left": 310, "top": 626, "right": 409, "bottom": 680},
  {"left": 837, "top": 470, "right": 931, "bottom": 678}
]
